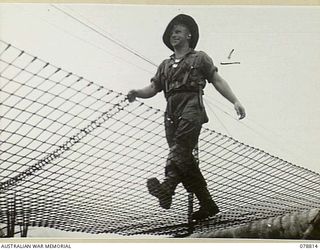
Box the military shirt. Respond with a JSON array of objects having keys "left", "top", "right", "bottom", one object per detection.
[{"left": 151, "top": 50, "right": 218, "bottom": 124}]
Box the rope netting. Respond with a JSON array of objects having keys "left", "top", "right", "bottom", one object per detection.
[{"left": 1, "top": 40, "right": 319, "bottom": 237}]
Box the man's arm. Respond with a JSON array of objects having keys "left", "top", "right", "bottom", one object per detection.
[
  {"left": 212, "top": 72, "right": 246, "bottom": 120},
  {"left": 127, "top": 81, "right": 159, "bottom": 103}
]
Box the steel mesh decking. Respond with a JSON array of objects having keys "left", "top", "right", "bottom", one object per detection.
[{"left": 1, "top": 40, "right": 319, "bottom": 237}]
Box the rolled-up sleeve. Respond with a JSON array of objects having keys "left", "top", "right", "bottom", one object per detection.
[
  {"left": 150, "top": 61, "right": 166, "bottom": 93},
  {"left": 199, "top": 51, "right": 218, "bottom": 83}
]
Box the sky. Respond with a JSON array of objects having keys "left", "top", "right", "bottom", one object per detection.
[{"left": 0, "top": 3, "right": 319, "bottom": 237}]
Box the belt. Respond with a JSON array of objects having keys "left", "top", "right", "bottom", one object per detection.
[{"left": 166, "top": 88, "right": 198, "bottom": 99}]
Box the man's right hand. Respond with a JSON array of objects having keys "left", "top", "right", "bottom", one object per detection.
[
  {"left": 127, "top": 83, "right": 158, "bottom": 102},
  {"left": 127, "top": 90, "right": 138, "bottom": 103}
]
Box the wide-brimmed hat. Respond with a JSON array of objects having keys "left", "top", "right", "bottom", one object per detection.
[{"left": 162, "top": 14, "right": 199, "bottom": 51}]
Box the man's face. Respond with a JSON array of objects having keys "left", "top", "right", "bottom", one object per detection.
[{"left": 169, "top": 24, "right": 191, "bottom": 49}]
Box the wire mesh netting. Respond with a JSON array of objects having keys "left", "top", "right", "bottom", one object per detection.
[{"left": 1, "top": 40, "right": 320, "bottom": 237}]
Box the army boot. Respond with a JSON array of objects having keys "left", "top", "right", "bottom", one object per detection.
[
  {"left": 147, "top": 177, "right": 175, "bottom": 209},
  {"left": 192, "top": 187, "right": 220, "bottom": 221}
]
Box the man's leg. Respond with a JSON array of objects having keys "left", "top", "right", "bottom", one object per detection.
[
  {"left": 173, "top": 118, "right": 220, "bottom": 220},
  {"left": 147, "top": 116, "right": 220, "bottom": 217},
  {"left": 172, "top": 143, "right": 219, "bottom": 219},
  {"left": 191, "top": 186, "right": 220, "bottom": 220},
  {"left": 147, "top": 115, "right": 180, "bottom": 209}
]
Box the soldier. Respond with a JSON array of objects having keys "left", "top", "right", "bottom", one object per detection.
[{"left": 128, "top": 14, "right": 245, "bottom": 220}]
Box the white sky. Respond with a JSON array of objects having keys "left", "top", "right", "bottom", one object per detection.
[{"left": 0, "top": 3, "right": 319, "bottom": 237}]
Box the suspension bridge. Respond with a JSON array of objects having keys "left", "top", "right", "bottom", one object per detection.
[{"left": 0, "top": 40, "right": 319, "bottom": 238}]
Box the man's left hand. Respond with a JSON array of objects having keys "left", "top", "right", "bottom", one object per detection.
[{"left": 234, "top": 101, "right": 246, "bottom": 120}]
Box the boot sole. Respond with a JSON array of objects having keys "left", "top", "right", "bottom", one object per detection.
[
  {"left": 147, "top": 178, "right": 171, "bottom": 209},
  {"left": 147, "top": 178, "right": 161, "bottom": 198},
  {"left": 192, "top": 206, "right": 220, "bottom": 221}
]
